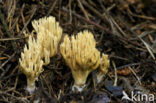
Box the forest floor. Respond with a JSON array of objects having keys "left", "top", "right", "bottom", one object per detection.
[{"left": 0, "top": 0, "right": 156, "bottom": 103}]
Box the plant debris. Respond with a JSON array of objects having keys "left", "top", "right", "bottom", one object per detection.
[{"left": 0, "top": 0, "right": 156, "bottom": 102}]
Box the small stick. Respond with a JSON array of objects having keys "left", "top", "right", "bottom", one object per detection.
[
  {"left": 0, "top": 36, "right": 27, "bottom": 41},
  {"left": 0, "top": 52, "right": 16, "bottom": 69},
  {"left": 47, "top": 0, "right": 58, "bottom": 16},
  {"left": 127, "top": 8, "right": 156, "bottom": 21},
  {"left": 128, "top": 67, "right": 142, "bottom": 85},
  {"left": 81, "top": 0, "right": 108, "bottom": 24},
  {"left": 130, "top": 31, "right": 155, "bottom": 41},
  {"left": 20, "top": 5, "right": 37, "bottom": 36},
  {"left": 117, "top": 63, "right": 140, "bottom": 70},
  {"left": 139, "top": 37, "right": 155, "bottom": 60},
  {"left": 112, "top": 61, "right": 118, "bottom": 86},
  {"left": 68, "top": 0, "right": 72, "bottom": 23},
  {"left": 77, "top": 0, "right": 89, "bottom": 20}
]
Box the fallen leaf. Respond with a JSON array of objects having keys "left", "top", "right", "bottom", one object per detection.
[{"left": 117, "top": 68, "right": 131, "bottom": 76}]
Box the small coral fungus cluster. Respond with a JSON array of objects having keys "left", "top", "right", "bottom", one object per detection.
[{"left": 19, "top": 16, "right": 109, "bottom": 93}]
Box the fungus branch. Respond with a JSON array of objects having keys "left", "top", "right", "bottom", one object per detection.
[{"left": 32, "top": 16, "right": 62, "bottom": 65}]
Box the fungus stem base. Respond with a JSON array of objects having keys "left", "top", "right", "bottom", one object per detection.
[
  {"left": 26, "top": 78, "right": 36, "bottom": 94},
  {"left": 72, "top": 84, "right": 86, "bottom": 92},
  {"left": 97, "top": 72, "right": 104, "bottom": 84}
]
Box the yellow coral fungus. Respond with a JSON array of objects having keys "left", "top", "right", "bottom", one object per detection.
[
  {"left": 60, "top": 30, "right": 100, "bottom": 92},
  {"left": 19, "top": 16, "right": 63, "bottom": 93},
  {"left": 19, "top": 36, "right": 43, "bottom": 94}
]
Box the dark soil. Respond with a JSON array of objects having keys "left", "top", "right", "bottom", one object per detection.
[{"left": 0, "top": 0, "right": 156, "bottom": 103}]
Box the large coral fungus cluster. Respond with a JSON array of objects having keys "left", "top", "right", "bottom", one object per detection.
[
  {"left": 19, "top": 16, "right": 62, "bottom": 93},
  {"left": 19, "top": 16, "right": 109, "bottom": 94},
  {"left": 60, "top": 30, "right": 109, "bottom": 92}
]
